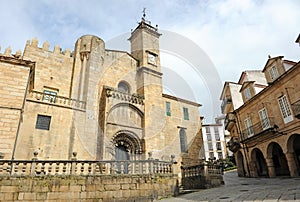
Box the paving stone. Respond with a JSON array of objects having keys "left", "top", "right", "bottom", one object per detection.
[{"left": 157, "top": 170, "right": 300, "bottom": 202}]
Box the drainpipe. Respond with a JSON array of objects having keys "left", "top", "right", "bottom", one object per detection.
[
  {"left": 233, "top": 110, "right": 251, "bottom": 177},
  {"left": 10, "top": 67, "right": 32, "bottom": 174}
]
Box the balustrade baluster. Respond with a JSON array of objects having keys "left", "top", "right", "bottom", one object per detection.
[
  {"left": 48, "top": 163, "right": 52, "bottom": 175},
  {"left": 55, "top": 162, "right": 60, "bottom": 175},
  {"left": 80, "top": 162, "right": 85, "bottom": 175},
  {"left": 88, "top": 162, "right": 92, "bottom": 174}
]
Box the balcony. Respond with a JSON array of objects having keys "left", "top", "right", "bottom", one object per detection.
[
  {"left": 291, "top": 100, "right": 300, "bottom": 119},
  {"left": 226, "top": 137, "right": 240, "bottom": 153},
  {"left": 27, "top": 90, "right": 86, "bottom": 111},
  {"left": 105, "top": 86, "right": 144, "bottom": 105},
  {"left": 221, "top": 96, "right": 232, "bottom": 114},
  {"left": 241, "top": 117, "right": 276, "bottom": 140},
  {"left": 224, "top": 113, "right": 236, "bottom": 130}
]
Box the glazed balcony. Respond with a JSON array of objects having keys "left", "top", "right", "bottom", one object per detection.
[
  {"left": 221, "top": 96, "right": 232, "bottom": 114},
  {"left": 224, "top": 113, "right": 236, "bottom": 130},
  {"left": 226, "top": 137, "right": 241, "bottom": 153},
  {"left": 241, "top": 117, "right": 276, "bottom": 139},
  {"left": 291, "top": 100, "right": 300, "bottom": 119}
]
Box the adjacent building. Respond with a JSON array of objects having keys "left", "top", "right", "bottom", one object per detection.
[
  {"left": 221, "top": 37, "right": 300, "bottom": 177},
  {"left": 0, "top": 17, "right": 204, "bottom": 169},
  {"left": 201, "top": 116, "right": 228, "bottom": 161}
]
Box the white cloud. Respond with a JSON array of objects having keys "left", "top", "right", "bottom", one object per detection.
[{"left": 1, "top": 0, "right": 299, "bottom": 122}]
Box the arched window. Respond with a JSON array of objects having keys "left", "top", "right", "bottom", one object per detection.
[{"left": 118, "top": 81, "right": 130, "bottom": 94}]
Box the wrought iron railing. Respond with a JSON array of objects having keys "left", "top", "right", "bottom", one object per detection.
[
  {"left": 291, "top": 100, "right": 300, "bottom": 119},
  {"left": 241, "top": 117, "right": 275, "bottom": 139},
  {"left": 27, "top": 90, "right": 86, "bottom": 110}
]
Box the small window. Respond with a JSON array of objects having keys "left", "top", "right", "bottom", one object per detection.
[
  {"left": 244, "top": 87, "right": 251, "bottom": 100},
  {"left": 218, "top": 152, "right": 223, "bottom": 159},
  {"left": 206, "top": 126, "right": 211, "bottom": 133},
  {"left": 147, "top": 52, "right": 157, "bottom": 65},
  {"left": 36, "top": 115, "right": 51, "bottom": 130},
  {"left": 43, "top": 90, "right": 57, "bottom": 103},
  {"left": 209, "top": 152, "right": 215, "bottom": 160},
  {"left": 166, "top": 102, "right": 171, "bottom": 116},
  {"left": 207, "top": 133, "right": 212, "bottom": 141},
  {"left": 118, "top": 81, "right": 130, "bottom": 94},
  {"left": 269, "top": 66, "right": 279, "bottom": 81},
  {"left": 183, "top": 107, "right": 189, "bottom": 120},
  {"left": 244, "top": 117, "right": 254, "bottom": 137},
  {"left": 216, "top": 142, "right": 222, "bottom": 150},
  {"left": 179, "top": 128, "right": 187, "bottom": 153},
  {"left": 278, "top": 95, "right": 293, "bottom": 124},
  {"left": 208, "top": 142, "right": 213, "bottom": 150},
  {"left": 215, "top": 133, "right": 220, "bottom": 141}
]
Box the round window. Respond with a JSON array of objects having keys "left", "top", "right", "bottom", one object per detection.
[{"left": 118, "top": 81, "right": 130, "bottom": 94}]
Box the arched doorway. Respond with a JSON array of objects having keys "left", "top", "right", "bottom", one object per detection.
[
  {"left": 112, "top": 130, "right": 143, "bottom": 173},
  {"left": 252, "top": 148, "right": 268, "bottom": 176},
  {"left": 267, "top": 142, "right": 289, "bottom": 176},
  {"left": 237, "top": 151, "right": 246, "bottom": 177},
  {"left": 287, "top": 134, "right": 300, "bottom": 176}
]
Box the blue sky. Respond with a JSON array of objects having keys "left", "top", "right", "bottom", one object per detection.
[{"left": 1, "top": 0, "right": 300, "bottom": 122}]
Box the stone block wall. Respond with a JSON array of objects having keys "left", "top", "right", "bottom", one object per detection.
[{"left": 0, "top": 174, "right": 178, "bottom": 201}]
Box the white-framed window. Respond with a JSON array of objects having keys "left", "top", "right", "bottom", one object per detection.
[
  {"left": 259, "top": 108, "right": 270, "bottom": 130},
  {"left": 43, "top": 90, "right": 57, "bottom": 103},
  {"left": 278, "top": 95, "right": 293, "bottom": 124},
  {"left": 244, "top": 117, "right": 254, "bottom": 137},
  {"left": 244, "top": 87, "right": 251, "bottom": 100},
  {"left": 208, "top": 142, "right": 213, "bottom": 150},
  {"left": 269, "top": 66, "right": 279, "bottom": 81}
]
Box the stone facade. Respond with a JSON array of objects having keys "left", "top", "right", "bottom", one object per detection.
[
  {"left": 0, "top": 18, "right": 203, "bottom": 173},
  {"left": 0, "top": 174, "right": 177, "bottom": 201},
  {"left": 221, "top": 46, "right": 300, "bottom": 177}
]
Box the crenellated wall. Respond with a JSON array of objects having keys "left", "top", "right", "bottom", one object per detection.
[{"left": 22, "top": 38, "right": 74, "bottom": 97}]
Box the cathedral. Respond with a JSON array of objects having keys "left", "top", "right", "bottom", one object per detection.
[{"left": 0, "top": 17, "right": 203, "bottom": 165}]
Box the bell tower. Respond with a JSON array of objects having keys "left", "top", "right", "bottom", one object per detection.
[
  {"left": 129, "top": 13, "right": 165, "bottom": 158},
  {"left": 129, "top": 13, "right": 162, "bottom": 72}
]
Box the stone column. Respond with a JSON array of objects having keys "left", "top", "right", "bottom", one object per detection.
[
  {"left": 285, "top": 152, "right": 299, "bottom": 177},
  {"left": 265, "top": 158, "right": 276, "bottom": 178}
]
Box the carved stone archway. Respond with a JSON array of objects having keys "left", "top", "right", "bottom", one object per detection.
[{"left": 112, "top": 130, "right": 144, "bottom": 160}]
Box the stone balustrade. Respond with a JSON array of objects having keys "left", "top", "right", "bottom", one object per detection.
[
  {"left": 27, "top": 90, "right": 86, "bottom": 111},
  {"left": 0, "top": 159, "right": 173, "bottom": 176},
  {"left": 181, "top": 162, "right": 224, "bottom": 189},
  {"left": 105, "top": 86, "right": 144, "bottom": 105}
]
